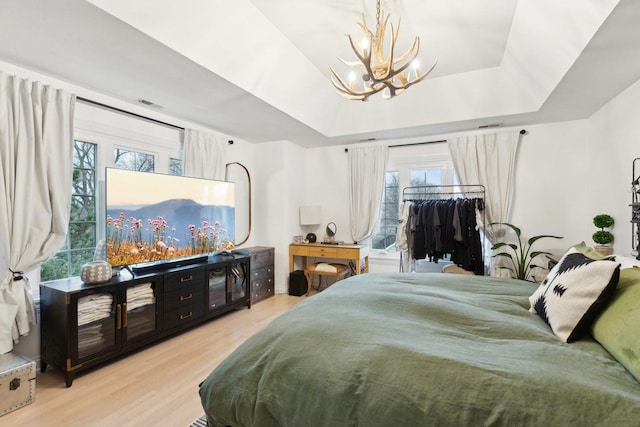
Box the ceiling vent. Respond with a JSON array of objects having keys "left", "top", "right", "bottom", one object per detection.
[
  {"left": 137, "top": 98, "right": 165, "bottom": 109},
  {"left": 478, "top": 123, "right": 502, "bottom": 129}
]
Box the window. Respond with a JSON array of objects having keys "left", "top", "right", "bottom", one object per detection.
[
  {"left": 169, "top": 157, "right": 183, "bottom": 176},
  {"left": 410, "top": 168, "right": 442, "bottom": 186},
  {"left": 372, "top": 171, "right": 399, "bottom": 250},
  {"left": 38, "top": 103, "right": 183, "bottom": 284},
  {"left": 41, "top": 141, "right": 97, "bottom": 281},
  {"left": 41, "top": 146, "right": 166, "bottom": 281},
  {"left": 114, "top": 148, "right": 155, "bottom": 172},
  {"left": 371, "top": 153, "right": 457, "bottom": 252}
]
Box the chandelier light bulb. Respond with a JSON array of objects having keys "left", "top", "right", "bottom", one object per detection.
[
  {"left": 412, "top": 59, "right": 420, "bottom": 78},
  {"left": 349, "top": 71, "right": 357, "bottom": 90},
  {"left": 361, "top": 37, "right": 370, "bottom": 55}
]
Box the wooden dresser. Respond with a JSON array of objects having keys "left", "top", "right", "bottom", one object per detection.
[
  {"left": 289, "top": 243, "right": 369, "bottom": 275},
  {"left": 243, "top": 246, "right": 275, "bottom": 303}
]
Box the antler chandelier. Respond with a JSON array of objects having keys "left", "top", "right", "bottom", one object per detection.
[{"left": 330, "top": 0, "right": 437, "bottom": 101}]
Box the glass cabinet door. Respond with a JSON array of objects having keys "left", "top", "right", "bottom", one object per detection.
[
  {"left": 228, "top": 260, "right": 248, "bottom": 303},
  {"left": 124, "top": 280, "right": 159, "bottom": 343},
  {"left": 75, "top": 289, "right": 119, "bottom": 361},
  {"left": 208, "top": 265, "right": 227, "bottom": 311}
]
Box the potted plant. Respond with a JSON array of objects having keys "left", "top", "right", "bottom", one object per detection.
[
  {"left": 592, "top": 214, "right": 614, "bottom": 256},
  {"left": 490, "top": 222, "right": 563, "bottom": 282}
]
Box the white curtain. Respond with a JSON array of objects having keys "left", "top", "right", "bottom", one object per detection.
[
  {"left": 183, "top": 129, "right": 227, "bottom": 180},
  {"left": 0, "top": 71, "right": 75, "bottom": 353},
  {"left": 348, "top": 146, "right": 389, "bottom": 243},
  {"left": 448, "top": 131, "right": 519, "bottom": 276}
]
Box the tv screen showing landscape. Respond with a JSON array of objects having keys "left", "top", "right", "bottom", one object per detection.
[{"left": 105, "top": 168, "right": 235, "bottom": 268}]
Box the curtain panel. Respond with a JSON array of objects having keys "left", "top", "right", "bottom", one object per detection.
[
  {"left": 0, "top": 71, "right": 75, "bottom": 353},
  {"left": 183, "top": 129, "right": 227, "bottom": 180},
  {"left": 448, "top": 131, "right": 519, "bottom": 276},
  {"left": 348, "top": 146, "right": 389, "bottom": 244}
]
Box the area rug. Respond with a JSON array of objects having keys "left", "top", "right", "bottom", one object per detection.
[{"left": 189, "top": 415, "right": 208, "bottom": 426}]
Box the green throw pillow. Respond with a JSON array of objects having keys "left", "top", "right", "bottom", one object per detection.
[
  {"left": 591, "top": 266, "right": 640, "bottom": 382},
  {"left": 573, "top": 241, "right": 609, "bottom": 260}
]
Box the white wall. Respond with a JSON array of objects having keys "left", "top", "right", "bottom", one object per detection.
[
  {"left": 252, "top": 141, "right": 307, "bottom": 294},
  {"left": 302, "top": 123, "right": 593, "bottom": 274},
  {"left": 586, "top": 78, "right": 640, "bottom": 255},
  {"left": 510, "top": 120, "right": 590, "bottom": 252}
]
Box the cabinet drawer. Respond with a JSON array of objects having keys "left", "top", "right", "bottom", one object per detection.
[
  {"left": 164, "top": 267, "right": 205, "bottom": 292},
  {"left": 163, "top": 302, "right": 204, "bottom": 330},
  {"left": 163, "top": 285, "right": 204, "bottom": 311},
  {"left": 251, "top": 275, "right": 274, "bottom": 294},
  {"left": 253, "top": 285, "right": 274, "bottom": 303},
  {"left": 252, "top": 265, "right": 274, "bottom": 281},
  {"left": 251, "top": 249, "right": 274, "bottom": 267},
  {"left": 307, "top": 246, "right": 337, "bottom": 257}
]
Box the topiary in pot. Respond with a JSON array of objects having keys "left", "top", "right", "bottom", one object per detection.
[{"left": 592, "top": 214, "right": 614, "bottom": 255}]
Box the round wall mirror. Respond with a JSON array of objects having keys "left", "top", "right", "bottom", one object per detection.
[{"left": 326, "top": 222, "right": 337, "bottom": 237}]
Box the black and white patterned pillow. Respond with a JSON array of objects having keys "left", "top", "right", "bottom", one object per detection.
[{"left": 528, "top": 247, "right": 620, "bottom": 342}]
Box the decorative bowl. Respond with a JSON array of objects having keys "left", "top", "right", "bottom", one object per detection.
[{"left": 80, "top": 261, "right": 112, "bottom": 284}]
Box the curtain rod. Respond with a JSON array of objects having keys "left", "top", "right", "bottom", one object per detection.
[
  {"left": 344, "top": 129, "right": 527, "bottom": 152},
  {"left": 76, "top": 97, "right": 235, "bottom": 144},
  {"left": 77, "top": 96, "right": 185, "bottom": 131}
]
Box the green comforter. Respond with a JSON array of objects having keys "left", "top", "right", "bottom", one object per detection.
[{"left": 199, "top": 273, "right": 640, "bottom": 426}]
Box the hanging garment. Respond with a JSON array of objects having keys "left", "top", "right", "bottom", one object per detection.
[{"left": 408, "top": 198, "right": 485, "bottom": 274}]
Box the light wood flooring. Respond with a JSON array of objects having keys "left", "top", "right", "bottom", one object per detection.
[{"left": 2, "top": 294, "right": 305, "bottom": 427}]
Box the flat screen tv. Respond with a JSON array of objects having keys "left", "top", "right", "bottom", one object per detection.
[{"left": 105, "top": 168, "right": 235, "bottom": 269}]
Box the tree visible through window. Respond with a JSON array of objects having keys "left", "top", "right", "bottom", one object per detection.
[
  {"left": 169, "top": 157, "right": 183, "bottom": 176},
  {"left": 372, "top": 171, "right": 399, "bottom": 250},
  {"left": 114, "top": 148, "right": 155, "bottom": 172},
  {"left": 41, "top": 141, "right": 97, "bottom": 281},
  {"left": 372, "top": 163, "right": 457, "bottom": 252}
]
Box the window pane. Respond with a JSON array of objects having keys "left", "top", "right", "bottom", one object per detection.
[
  {"left": 409, "top": 168, "right": 445, "bottom": 197},
  {"left": 372, "top": 171, "right": 399, "bottom": 250},
  {"left": 73, "top": 143, "right": 96, "bottom": 169},
  {"left": 69, "top": 223, "right": 97, "bottom": 249},
  {"left": 40, "top": 253, "right": 70, "bottom": 282},
  {"left": 42, "top": 140, "right": 97, "bottom": 281},
  {"left": 114, "top": 148, "right": 155, "bottom": 172},
  {"left": 169, "top": 158, "right": 183, "bottom": 176},
  {"left": 137, "top": 152, "right": 155, "bottom": 172},
  {"left": 70, "top": 195, "right": 96, "bottom": 221},
  {"left": 114, "top": 149, "right": 136, "bottom": 170},
  {"left": 69, "top": 249, "right": 96, "bottom": 277},
  {"left": 410, "top": 168, "right": 442, "bottom": 186},
  {"left": 73, "top": 169, "right": 95, "bottom": 195}
]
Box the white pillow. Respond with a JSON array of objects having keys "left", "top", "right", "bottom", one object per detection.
[
  {"left": 529, "top": 247, "right": 620, "bottom": 342},
  {"left": 612, "top": 254, "right": 640, "bottom": 270}
]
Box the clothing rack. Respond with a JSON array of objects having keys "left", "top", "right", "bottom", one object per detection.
[
  {"left": 402, "top": 184, "right": 486, "bottom": 201},
  {"left": 399, "top": 184, "right": 486, "bottom": 274}
]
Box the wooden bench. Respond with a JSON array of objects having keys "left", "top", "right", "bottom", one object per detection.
[{"left": 304, "top": 262, "right": 350, "bottom": 294}]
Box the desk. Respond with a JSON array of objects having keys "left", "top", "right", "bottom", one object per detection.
[{"left": 289, "top": 243, "right": 369, "bottom": 275}]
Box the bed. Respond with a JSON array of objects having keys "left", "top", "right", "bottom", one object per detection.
[{"left": 199, "top": 265, "right": 640, "bottom": 426}]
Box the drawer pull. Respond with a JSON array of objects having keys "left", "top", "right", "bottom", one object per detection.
[
  {"left": 123, "top": 303, "right": 128, "bottom": 328},
  {"left": 180, "top": 275, "right": 193, "bottom": 283},
  {"left": 116, "top": 304, "right": 122, "bottom": 330},
  {"left": 179, "top": 311, "right": 193, "bottom": 320},
  {"left": 179, "top": 293, "right": 193, "bottom": 301}
]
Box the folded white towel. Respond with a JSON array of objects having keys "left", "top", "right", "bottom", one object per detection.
[{"left": 313, "top": 263, "right": 337, "bottom": 273}]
